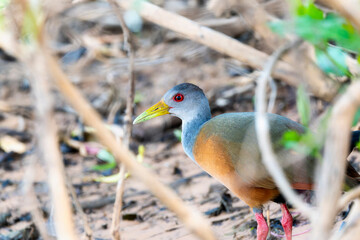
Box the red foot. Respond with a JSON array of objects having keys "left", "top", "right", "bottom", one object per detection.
[
  {"left": 280, "top": 203, "right": 293, "bottom": 240},
  {"left": 255, "top": 212, "right": 269, "bottom": 240}
]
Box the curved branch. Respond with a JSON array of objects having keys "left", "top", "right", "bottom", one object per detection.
[
  {"left": 338, "top": 186, "right": 360, "bottom": 212},
  {"left": 254, "top": 39, "right": 314, "bottom": 218},
  {"left": 311, "top": 80, "right": 360, "bottom": 240}
]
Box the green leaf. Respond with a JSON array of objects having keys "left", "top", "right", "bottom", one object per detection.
[
  {"left": 353, "top": 108, "right": 360, "bottom": 126},
  {"left": 137, "top": 145, "right": 145, "bottom": 163},
  {"left": 282, "top": 130, "right": 301, "bottom": 142},
  {"left": 281, "top": 130, "right": 301, "bottom": 149},
  {"left": 270, "top": 7, "right": 360, "bottom": 55},
  {"left": 357, "top": 141, "right": 360, "bottom": 150},
  {"left": 92, "top": 149, "right": 117, "bottom": 171},
  {"left": 22, "top": 7, "right": 36, "bottom": 39},
  {"left": 305, "top": 3, "right": 323, "bottom": 20},
  {"left": 96, "top": 149, "right": 115, "bottom": 163},
  {"left": 281, "top": 130, "right": 322, "bottom": 159},
  {"left": 316, "top": 46, "right": 348, "bottom": 76},
  {"left": 268, "top": 20, "right": 286, "bottom": 37},
  {"left": 173, "top": 129, "right": 182, "bottom": 142},
  {"left": 134, "top": 92, "right": 144, "bottom": 104},
  {"left": 91, "top": 162, "right": 116, "bottom": 171},
  {"left": 292, "top": 0, "right": 305, "bottom": 15},
  {"left": 94, "top": 172, "right": 121, "bottom": 183},
  {"left": 296, "top": 85, "right": 311, "bottom": 127},
  {"left": 0, "top": 0, "right": 10, "bottom": 30}
]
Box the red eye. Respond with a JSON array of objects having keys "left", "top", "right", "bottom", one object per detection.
[{"left": 173, "top": 93, "right": 184, "bottom": 102}]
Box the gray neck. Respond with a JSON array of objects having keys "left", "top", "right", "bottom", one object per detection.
[{"left": 181, "top": 110, "right": 211, "bottom": 161}]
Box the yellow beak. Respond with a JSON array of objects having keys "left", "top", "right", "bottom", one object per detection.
[{"left": 133, "top": 100, "right": 170, "bottom": 124}]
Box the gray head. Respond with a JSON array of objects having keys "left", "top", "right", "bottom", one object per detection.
[{"left": 133, "top": 83, "right": 211, "bottom": 124}]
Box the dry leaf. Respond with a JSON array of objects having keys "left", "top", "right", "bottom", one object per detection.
[{"left": 0, "top": 135, "right": 27, "bottom": 154}]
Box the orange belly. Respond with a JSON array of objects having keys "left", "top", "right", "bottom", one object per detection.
[{"left": 193, "top": 134, "right": 279, "bottom": 208}]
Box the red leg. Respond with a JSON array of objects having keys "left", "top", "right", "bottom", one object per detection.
[
  {"left": 254, "top": 208, "right": 269, "bottom": 240},
  {"left": 280, "top": 203, "right": 293, "bottom": 240}
]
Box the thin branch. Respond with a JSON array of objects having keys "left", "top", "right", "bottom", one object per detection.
[
  {"left": 331, "top": 199, "right": 360, "bottom": 240},
  {"left": 254, "top": 39, "right": 314, "bottom": 218},
  {"left": 338, "top": 185, "right": 360, "bottom": 212},
  {"left": 66, "top": 176, "right": 93, "bottom": 240},
  {"left": 116, "top": 0, "right": 338, "bottom": 101},
  {"left": 106, "top": 1, "right": 136, "bottom": 239},
  {"left": 41, "top": 45, "right": 217, "bottom": 240},
  {"left": 311, "top": 79, "right": 360, "bottom": 240},
  {"left": 28, "top": 46, "right": 78, "bottom": 240},
  {"left": 22, "top": 156, "right": 50, "bottom": 240},
  {"left": 267, "top": 77, "right": 277, "bottom": 113},
  {"left": 110, "top": 165, "right": 126, "bottom": 240}
]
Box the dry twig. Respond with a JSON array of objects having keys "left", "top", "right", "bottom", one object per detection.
[
  {"left": 106, "top": 1, "right": 136, "bottom": 239},
  {"left": 29, "top": 45, "right": 78, "bottom": 240},
  {"left": 254, "top": 39, "right": 314, "bottom": 218},
  {"left": 66, "top": 176, "right": 93, "bottom": 240},
  {"left": 22, "top": 156, "right": 50, "bottom": 240},
  {"left": 312, "top": 79, "right": 360, "bottom": 240}
]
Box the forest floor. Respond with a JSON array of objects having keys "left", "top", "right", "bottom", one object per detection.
[{"left": 0, "top": 1, "right": 359, "bottom": 240}]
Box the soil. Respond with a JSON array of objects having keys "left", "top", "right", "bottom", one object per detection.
[{"left": 0, "top": 1, "right": 359, "bottom": 240}]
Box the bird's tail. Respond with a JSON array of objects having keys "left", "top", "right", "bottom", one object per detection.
[
  {"left": 350, "top": 130, "right": 360, "bottom": 152},
  {"left": 345, "top": 131, "right": 360, "bottom": 191},
  {"left": 344, "top": 131, "right": 360, "bottom": 189},
  {"left": 345, "top": 164, "right": 360, "bottom": 189}
]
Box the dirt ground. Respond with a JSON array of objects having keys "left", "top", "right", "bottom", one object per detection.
[{"left": 0, "top": 1, "right": 359, "bottom": 240}]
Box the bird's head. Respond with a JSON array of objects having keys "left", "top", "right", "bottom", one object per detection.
[{"left": 133, "top": 83, "right": 209, "bottom": 124}]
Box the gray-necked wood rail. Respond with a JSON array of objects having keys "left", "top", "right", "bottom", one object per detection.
[{"left": 133, "top": 83, "right": 360, "bottom": 240}]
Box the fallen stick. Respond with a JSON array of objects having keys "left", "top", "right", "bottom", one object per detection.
[
  {"left": 117, "top": 0, "right": 338, "bottom": 101},
  {"left": 66, "top": 176, "right": 93, "bottom": 240}
]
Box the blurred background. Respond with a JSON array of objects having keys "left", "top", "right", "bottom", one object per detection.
[{"left": 0, "top": 0, "right": 360, "bottom": 239}]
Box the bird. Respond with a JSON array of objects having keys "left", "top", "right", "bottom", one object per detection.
[{"left": 133, "top": 83, "right": 360, "bottom": 240}]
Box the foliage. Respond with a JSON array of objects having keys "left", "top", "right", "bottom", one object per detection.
[
  {"left": 315, "top": 46, "right": 348, "bottom": 76},
  {"left": 95, "top": 145, "right": 146, "bottom": 183},
  {"left": 134, "top": 92, "right": 144, "bottom": 104},
  {"left": 281, "top": 130, "right": 322, "bottom": 159},
  {"left": 353, "top": 108, "right": 360, "bottom": 127},
  {"left": 281, "top": 86, "right": 330, "bottom": 159},
  {"left": 91, "top": 149, "right": 116, "bottom": 171},
  {"left": 0, "top": 0, "right": 9, "bottom": 30},
  {"left": 269, "top": 1, "right": 360, "bottom": 75},
  {"left": 272, "top": 1, "right": 360, "bottom": 159},
  {"left": 22, "top": 4, "right": 40, "bottom": 42},
  {"left": 296, "top": 85, "right": 311, "bottom": 127},
  {"left": 173, "top": 129, "right": 182, "bottom": 141}
]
